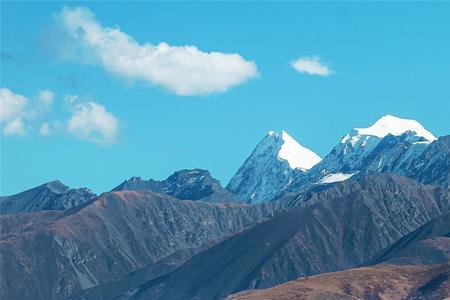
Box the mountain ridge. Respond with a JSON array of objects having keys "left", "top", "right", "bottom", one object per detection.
[
  {"left": 113, "top": 169, "right": 241, "bottom": 203},
  {"left": 0, "top": 180, "right": 96, "bottom": 215},
  {"left": 0, "top": 190, "right": 275, "bottom": 300}
]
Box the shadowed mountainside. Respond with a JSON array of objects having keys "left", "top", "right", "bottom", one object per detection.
[
  {"left": 227, "top": 264, "right": 450, "bottom": 300},
  {"left": 373, "top": 213, "right": 450, "bottom": 265},
  {"left": 0, "top": 191, "right": 274, "bottom": 300},
  {"left": 122, "top": 174, "right": 450, "bottom": 300}
]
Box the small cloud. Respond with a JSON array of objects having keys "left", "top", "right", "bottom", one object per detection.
[
  {"left": 291, "top": 56, "right": 332, "bottom": 77},
  {"left": 0, "top": 88, "right": 28, "bottom": 136},
  {"left": 38, "top": 89, "right": 54, "bottom": 106},
  {"left": 40, "top": 122, "right": 50, "bottom": 136},
  {"left": 64, "top": 94, "right": 79, "bottom": 104},
  {"left": 67, "top": 101, "right": 118, "bottom": 144},
  {"left": 0, "top": 88, "right": 28, "bottom": 122},
  {"left": 53, "top": 6, "right": 258, "bottom": 96},
  {"left": 3, "top": 118, "right": 25, "bottom": 136}
]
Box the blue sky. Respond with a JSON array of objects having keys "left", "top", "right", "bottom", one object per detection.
[{"left": 1, "top": 2, "right": 449, "bottom": 195}]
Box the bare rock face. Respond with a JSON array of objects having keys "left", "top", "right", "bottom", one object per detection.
[
  {"left": 281, "top": 170, "right": 450, "bottom": 208},
  {"left": 373, "top": 213, "right": 450, "bottom": 265},
  {"left": 113, "top": 169, "right": 242, "bottom": 203},
  {"left": 226, "top": 264, "right": 450, "bottom": 300},
  {"left": 405, "top": 135, "right": 450, "bottom": 187},
  {"left": 0, "top": 191, "right": 274, "bottom": 300},
  {"left": 0, "top": 180, "right": 96, "bottom": 215},
  {"left": 126, "top": 174, "right": 450, "bottom": 300}
]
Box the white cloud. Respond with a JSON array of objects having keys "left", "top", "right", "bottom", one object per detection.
[
  {"left": 64, "top": 94, "right": 79, "bottom": 104},
  {"left": 55, "top": 6, "right": 258, "bottom": 96},
  {"left": 291, "top": 56, "right": 332, "bottom": 76},
  {"left": 0, "top": 88, "right": 28, "bottom": 122},
  {"left": 67, "top": 101, "right": 118, "bottom": 144},
  {"left": 3, "top": 118, "right": 26, "bottom": 136},
  {"left": 0, "top": 88, "right": 28, "bottom": 136},
  {"left": 40, "top": 122, "right": 50, "bottom": 136},
  {"left": 38, "top": 89, "right": 54, "bottom": 106},
  {"left": 1, "top": 88, "right": 118, "bottom": 143}
]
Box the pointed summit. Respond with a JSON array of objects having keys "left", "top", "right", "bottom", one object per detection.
[
  {"left": 350, "top": 115, "right": 436, "bottom": 141},
  {"left": 279, "top": 130, "right": 322, "bottom": 170},
  {"left": 0, "top": 180, "right": 96, "bottom": 214},
  {"left": 43, "top": 180, "right": 69, "bottom": 194},
  {"left": 258, "top": 130, "right": 321, "bottom": 171},
  {"left": 227, "top": 130, "right": 320, "bottom": 203}
]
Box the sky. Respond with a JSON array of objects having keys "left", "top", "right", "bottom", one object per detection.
[{"left": 1, "top": 2, "right": 449, "bottom": 195}]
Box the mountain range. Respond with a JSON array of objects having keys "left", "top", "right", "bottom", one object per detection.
[
  {"left": 0, "top": 114, "right": 449, "bottom": 300},
  {"left": 228, "top": 114, "right": 446, "bottom": 203}
]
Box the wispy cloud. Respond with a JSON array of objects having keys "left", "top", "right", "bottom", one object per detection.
[
  {"left": 53, "top": 6, "right": 258, "bottom": 96},
  {"left": 291, "top": 56, "right": 332, "bottom": 77},
  {"left": 39, "top": 122, "right": 50, "bottom": 136},
  {"left": 3, "top": 118, "right": 26, "bottom": 136}
]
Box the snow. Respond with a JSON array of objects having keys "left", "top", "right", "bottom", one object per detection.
[
  {"left": 318, "top": 172, "right": 357, "bottom": 184},
  {"left": 278, "top": 131, "right": 322, "bottom": 170},
  {"left": 354, "top": 115, "right": 436, "bottom": 141},
  {"left": 227, "top": 130, "right": 321, "bottom": 203}
]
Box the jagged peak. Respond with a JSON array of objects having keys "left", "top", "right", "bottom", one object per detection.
[
  {"left": 267, "top": 130, "right": 276, "bottom": 136},
  {"left": 167, "top": 169, "right": 215, "bottom": 183},
  {"left": 128, "top": 176, "right": 143, "bottom": 182},
  {"left": 255, "top": 130, "right": 321, "bottom": 170},
  {"left": 43, "top": 180, "right": 69, "bottom": 194}
]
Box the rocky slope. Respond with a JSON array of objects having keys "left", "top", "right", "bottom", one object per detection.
[
  {"left": 226, "top": 130, "right": 320, "bottom": 203},
  {"left": 0, "top": 180, "right": 96, "bottom": 214},
  {"left": 404, "top": 135, "right": 450, "bottom": 187},
  {"left": 123, "top": 174, "right": 450, "bottom": 300},
  {"left": 373, "top": 213, "right": 450, "bottom": 265},
  {"left": 0, "top": 191, "right": 275, "bottom": 300},
  {"left": 227, "top": 264, "right": 450, "bottom": 300},
  {"left": 297, "top": 133, "right": 450, "bottom": 192},
  {"left": 312, "top": 115, "right": 436, "bottom": 176},
  {"left": 113, "top": 169, "right": 241, "bottom": 203}
]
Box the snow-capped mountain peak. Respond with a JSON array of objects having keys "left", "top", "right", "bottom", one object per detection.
[
  {"left": 278, "top": 130, "right": 321, "bottom": 170},
  {"left": 226, "top": 130, "right": 321, "bottom": 203},
  {"left": 301, "top": 115, "right": 439, "bottom": 192},
  {"left": 342, "top": 114, "right": 436, "bottom": 143}
]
